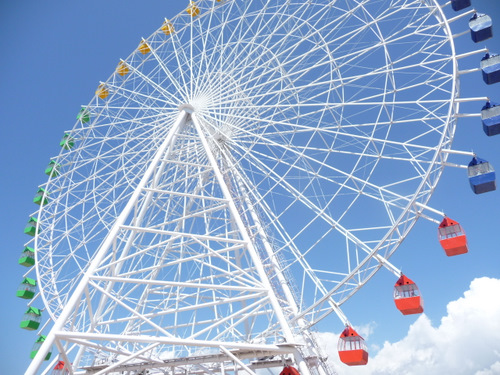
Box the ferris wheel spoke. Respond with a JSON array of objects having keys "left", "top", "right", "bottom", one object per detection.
[
  {"left": 207, "top": 3, "right": 340, "bottom": 108},
  {"left": 207, "top": 64, "right": 449, "bottom": 119},
  {"left": 190, "top": 12, "right": 228, "bottom": 96},
  {"left": 213, "top": 49, "right": 452, "bottom": 110},
  {"left": 228, "top": 145, "right": 379, "bottom": 256},
  {"left": 226, "top": 0, "right": 349, "bottom": 77},
  {"left": 226, "top": 148, "right": 433, "bottom": 222},
  {"left": 229, "top": 32, "right": 451, "bottom": 109},
  {"left": 231, "top": 136, "right": 424, "bottom": 238},
  {"left": 202, "top": 109, "right": 444, "bottom": 168},
  {"left": 107, "top": 70, "right": 179, "bottom": 108},
  {"left": 324, "top": 0, "right": 438, "bottom": 60},
  {"left": 143, "top": 48, "right": 190, "bottom": 102},
  {"left": 225, "top": 148, "right": 393, "bottom": 324},
  {"left": 167, "top": 35, "right": 193, "bottom": 100},
  {"left": 214, "top": 2, "right": 300, "bottom": 76}
]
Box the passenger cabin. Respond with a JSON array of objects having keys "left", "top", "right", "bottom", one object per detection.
[
  {"left": 45, "top": 160, "right": 61, "bottom": 177},
  {"left": 116, "top": 61, "right": 129, "bottom": 76},
  {"left": 60, "top": 133, "right": 74, "bottom": 150},
  {"left": 481, "top": 53, "right": 500, "bottom": 85},
  {"left": 439, "top": 217, "right": 468, "bottom": 256},
  {"left": 280, "top": 366, "right": 300, "bottom": 375},
  {"left": 451, "top": 0, "right": 471, "bottom": 11},
  {"left": 394, "top": 275, "right": 424, "bottom": 315},
  {"left": 20, "top": 307, "right": 42, "bottom": 331},
  {"left": 77, "top": 108, "right": 90, "bottom": 123},
  {"left": 24, "top": 217, "right": 39, "bottom": 237},
  {"left": 468, "top": 156, "right": 496, "bottom": 194},
  {"left": 52, "top": 361, "right": 69, "bottom": 375},
  {"left": 33, "top": 188, "right": 49, "bottom": 206},
  {"left": 138, "top": 40, "right": 151, "bottom": 55},
  {"left": 17, "top": 277, "right": 36, "bottom": 299},
  {"left": 30, "top": 335, "right": 52, "bottom": 360},
  {"left": 95, "top": 84, "right": 109, "bottom": 100},
  {"left": 338, "top": 326, "right": 368, "bottom": 366},
  {"left": 482, "top": 101, "right": 500, "bottom": 136},
  {"left": 162, "top": 20, "right": 174, "bottom": 35},
  {"left": 19, "top": 246, "right": 36, "bottom": 267},
  {"left": 187, "top": 1, "right": 200, "bottom": 17},
  {"left": 469, "top": 13, "right": 493, "bottom": 43}
]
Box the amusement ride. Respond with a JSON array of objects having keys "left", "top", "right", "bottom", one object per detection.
[{"left": 15, "top": 0, "right": 499, "bottom": 374}]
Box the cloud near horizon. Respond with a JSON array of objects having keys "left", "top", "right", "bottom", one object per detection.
[{"left": 318, "top": 277, "right": 500, "bottom": 375}]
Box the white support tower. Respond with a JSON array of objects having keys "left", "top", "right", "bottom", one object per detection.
[{"left": 28, "top": 108, "right": 333, "bottom": 375}]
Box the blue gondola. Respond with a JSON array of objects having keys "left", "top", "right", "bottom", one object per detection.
[
  {"left": 469, "top": 13, "right": 493, "bottom": 43},
  {"left": 451, "top": 0, "right": 471, "bottom": 11},
  {"left": 482, "top": 101, "right": 500, "bottom": 136},
  {"left": 481, "top": 53, "right": 500, "bottom": 85},
  {"left": 468, "top": 156, "right": 496, "bottom": 194}
]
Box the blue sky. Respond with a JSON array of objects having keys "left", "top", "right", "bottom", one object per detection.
[{"left": 1, "top": 1, "right": 500, "bottom": 374}]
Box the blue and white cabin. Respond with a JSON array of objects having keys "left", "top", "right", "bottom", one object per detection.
[
  {"left": 451, "top": 0, "right": 471, "bottom": 11},
  {"left": 469, "top": 13, "right": 493, "bottom": 43},
  {"left": 481, "top": 53, "right": 500, "bottom": 85},
  {"left": 468, "top": 156, "right": 496, "bottom": 194},
  {"left": 482, "top": 101, "right": 500, "bottom": 136}
]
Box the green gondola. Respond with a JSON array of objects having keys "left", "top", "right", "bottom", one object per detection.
[
  {"left": 59, "top": 133, "right": 75, "bottom": 150},
  {"left": 16, "top": 278, "right": 36, "bottom": 299},
  {"left": 33, "top": 188, "right": 49, "bottom": 206},
  {"left": 20, "top": 307, "right": 42, "bottom": 331},
  {"left": 44, "top": 160, "right": 60, "bottom": 177},
  {"left": 19, "top": 246, "right": 35, "bottom": 267},
  {"left": 24, "top": 217, "right": 39, "bottom": 237},
  {"left": 30, "top": 335, "right": 52, "bottom": 360}
]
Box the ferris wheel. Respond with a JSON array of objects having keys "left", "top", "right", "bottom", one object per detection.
[{"left": 17, "top": 0, "right": 499, "bottom": 374}]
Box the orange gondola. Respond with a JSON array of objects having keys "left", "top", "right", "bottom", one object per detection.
[
  {"left": 394, "top": 275, "right": 424, "bottom": 315},
  {"left": 280, "top": 365, "right": 300, "bottom": 375},
  {"left": 338, "top": 326, "right": 368, "bottom": 366},
  {"left": 438, "top": 217, "right": 468, "bottom": 256}
]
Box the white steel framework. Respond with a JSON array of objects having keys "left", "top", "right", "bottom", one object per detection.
[{"left": 21, "top": 0, "right": 484, "bottom": 374}]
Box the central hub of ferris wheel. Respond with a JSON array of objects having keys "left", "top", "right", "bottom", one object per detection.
[
  {"left": 179, "top": 101, "right": 234, "bottom": 147},
  {"left": 178, "top": 103, "right": 196, "bottom": 113}
]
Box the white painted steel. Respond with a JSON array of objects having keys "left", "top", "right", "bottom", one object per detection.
[{"left": 26, "top": 0, "right": 464, "bottom": 373}]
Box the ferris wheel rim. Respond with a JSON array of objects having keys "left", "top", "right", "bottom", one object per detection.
[{"left": 32, "top": 0, "right": 461, "bottom": 334}]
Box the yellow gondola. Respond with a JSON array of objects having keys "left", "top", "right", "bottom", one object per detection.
[
  {"left": 95, "top": 84, "right": 109, "bottom": 99},
  {"left": 138, "top": 40, "right": 151, "bottom": 55},
  {"left": 162, "top": 20, "right": 174, "bottom": 35},
  {"left": 187, "top": 1, "right": 200, "bottom": 17},
  {"left": 116, "top": 61, "right": 130, "bottom": 76}
]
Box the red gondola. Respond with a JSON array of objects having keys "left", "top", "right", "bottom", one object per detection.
[
  {"left": 338, "top": 326, "right": 368, "bottom": 366},
  {"left": 280, "top": 365, "right": 300, "bottom": 375},
  {"left": 438, "top": 217, "right": 468, "bottom": 256},
  {"left": 394, "top": 275, "right": 424, "bottom": 315},
  {"left": 51, "top": 361, "right": 69, "bottom": 375}
]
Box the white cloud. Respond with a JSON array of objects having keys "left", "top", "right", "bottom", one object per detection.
[
  {"left": 316, "top": 277, "right": 500, "bottom": 375},
  {"left": 475, "top": 361, "right": 500, "bottom": 375}
]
